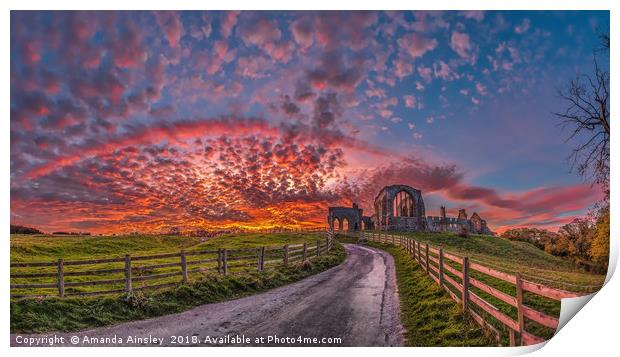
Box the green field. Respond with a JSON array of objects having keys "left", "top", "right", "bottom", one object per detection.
[
  {"left": 10, "top": 232, "right": 332, "bottom": 297},
  {"left": 365, "top": 231, "right": 605, "bottom": 292},
  {"left": 10, "top": 232, "right": 345, "bottom": 333},
  {"left": 10, "top": 232, "right": 328, "bottom": 262}
]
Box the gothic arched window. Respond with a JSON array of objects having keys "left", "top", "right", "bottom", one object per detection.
[{"left": 393, "top": 190, "right": 415, "bottom": 217}]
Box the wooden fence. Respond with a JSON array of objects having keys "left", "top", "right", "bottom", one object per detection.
[
  {"left": 357, "top": 231, "right": 585, "bottom": 347},
  {"left": 11, "top": 231, "right": 335, "bottom": 299}
]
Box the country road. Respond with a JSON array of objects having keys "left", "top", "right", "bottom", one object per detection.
[{"left": 11, "top": 244, "right": 404, "bottom": 347}]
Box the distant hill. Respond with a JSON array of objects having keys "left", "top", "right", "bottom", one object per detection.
[{"left": 10, "top": 225, "right": 43, "bottom": 235}]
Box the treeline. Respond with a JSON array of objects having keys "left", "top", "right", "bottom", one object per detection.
[
  {"left": 51, "top": 231, "right": 91, "bottom": 235},
  {"left": 10, "top": 225, "right": 43, "bottom": 234},
  {"left": 502, "top": 207, "right": 609, "bottom": 273},
  {"left": 10, "top": 225, "right": 94, "bottom": 236}
]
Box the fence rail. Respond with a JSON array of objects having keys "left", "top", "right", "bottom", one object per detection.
[
  {"left": 355, "top": 231, "right": 587, "bottom": 347},
  {"left": 10, "top": 231, "right": 335, "bottom": 299}
]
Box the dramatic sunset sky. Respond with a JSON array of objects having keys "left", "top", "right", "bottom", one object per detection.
[{"left": 10, "top": 11, "right": 608, "bottom": 234}]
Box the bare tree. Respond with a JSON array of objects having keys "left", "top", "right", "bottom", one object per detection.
[{"left": 555, "top": 32, "right": 610, "bottom": 198}]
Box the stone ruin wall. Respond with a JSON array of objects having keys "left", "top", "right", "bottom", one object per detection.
[
  {"left": 426, "top": 215, "right": 494, "bottom": 235},
  {"left": 327, "top": 184, "right": 495, "bottom": 235}
]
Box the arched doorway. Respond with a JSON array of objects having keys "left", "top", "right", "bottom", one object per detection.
[
  {"left": 343, "top": 217, "right": 350, "bottom": 231},
  {"left": 334, "top": 217, "right": 342, "bottom": 231}
]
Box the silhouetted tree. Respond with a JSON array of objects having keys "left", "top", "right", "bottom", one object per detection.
[
  {"left": 555, "top": 31, "right": 610, "bottom": 199},
  {"left": 10, "top": 225, "right": 43, "bottom": 234}
]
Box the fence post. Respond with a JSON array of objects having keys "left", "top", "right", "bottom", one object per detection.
[
  {"left": 260, "top": 246, "right": 265, "bottom": 271},
  {"left": 257, "top": 248, "right": 262, "bottom": 271},
  {"left": 439, "top": 249, "right": 444, "bottom": 287},
  {"left": 57, "top": 258, "right": 64, "bottom": 297},
  {"left": 516, "top": 272, "right": 525, "bottom": 345},
  {"left": 509, "top": 329, "right": 516, "bottom": 347},
  {"left": 392, "top": 234, "right": 395, "bottom": 245},
  {"left": 417, "top": 241, "right": 421, "bottom": 263},
  {"left": 180, "top": 250, "right": 188, "bottom": 283},
  {"left": 462, "top": 256, "right": 470, "bottom": 314},
  {"left": 223, "top": 249, "right": 228, "bottom": 275},
  {"left": 325, "top": 236, "right": 329, "bottom": 252},
  {"left": 124, "top": 254, "right": 132, "bottom": 293},
  {"left": 217, "top": 248, "right": 222, "bottom": 274},
  {"left": 316, "top": 240, "right": 321, "bottom": 257},
  {"left": 283, "top": 245, "right": 289, "bottom": 267},
  {"left": 425, "top": 242, "right": 430, "bottom": 273},
  {"left": 302, "top": 243, "right": 307, "bottom": 261}
]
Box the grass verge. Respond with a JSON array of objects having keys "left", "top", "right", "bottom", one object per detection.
[{"left": 11, "top": 243, "right": 345, "bottom": 333}]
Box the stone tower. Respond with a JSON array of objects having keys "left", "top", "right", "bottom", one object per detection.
[{"left": 440, "top": 206, "right": 447, "bottom": 231}]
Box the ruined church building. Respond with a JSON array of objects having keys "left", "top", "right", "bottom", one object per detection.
[{"left": 328, "top": 184, "right": 494, "bottom": 236}]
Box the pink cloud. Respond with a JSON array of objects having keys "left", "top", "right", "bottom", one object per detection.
[
  {"left": 397, "top": 33, "right": 438, "bottom": 58},
  {"left": 433, "top": 60, "right": 459, "bottom": 81},
  {"left": 239, "top": 16, "right": 281, "bottom": 47},
  {"left": 26, "top": 117, "right": 280, "bottom": 179},
  {"left": 154, "top": 11, "right": 183, "bottom": 48},
  {"left": 264, "top": 41, "right": 294, "bottom": 63},
  {"left": 290, "top": 17, "right": 314, "bottom": 48},
  {"left": 450, "top": 31, "right": 476, "bottom": 63},
  {"left": 110, "top": 22, "right": 146, "bottom": 68},
  {"left": 393, "top": 55, "right": 413, "bottom": 79},
  {"left": 220, "top": 11, "right": 240, "bottom": 38},
  {"left": 238, "top": 16, "right": 293, "bottom": 62},
  {"left": 22, "top": 41, "right": 41, "bottom": 64},
  {"left": 460, "top": 11, "right": 485, "bottom": 22},
  {"left": 515, "top": 18, "right": 531, "bottom": 34},
  {"left": 235, "top": 56, "right": 273, "bottom": 78},
  {"left": 314, "top": 12, "right": 377, "bottom": 50},
  {"left": 417, "top": 65, "right": 432, "bottom": 82},
  {"left": 403, "top": 95, "right": 416, "bottom": 108}
]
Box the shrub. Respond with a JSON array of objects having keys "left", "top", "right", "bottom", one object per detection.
[
  {"left": 457, "top": 226, "right": 469, "bottom": 238},
  {"left": 124, "top": 291, "right": 151, "bottom": 309}
]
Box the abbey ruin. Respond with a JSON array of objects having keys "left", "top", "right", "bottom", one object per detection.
[{"left": 327, "top": 184, "right": 494, "bottom": 236}]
